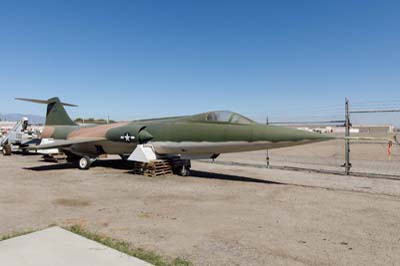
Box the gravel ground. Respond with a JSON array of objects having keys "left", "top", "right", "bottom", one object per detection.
[{"left": 1, "top": 151, "right": 400, "bottom": 266}]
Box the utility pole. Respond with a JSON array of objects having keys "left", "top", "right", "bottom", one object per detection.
[
  {"left": 266, "top": 115, "right": 270, "bottom": 168},
  {"left": 344, "top": 97, "right": 351, "bottom": 175}
]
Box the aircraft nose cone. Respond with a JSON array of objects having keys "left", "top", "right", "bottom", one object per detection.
[
  {"left": 253, "top": 125, "right": 334, "bottom": 143},
  {"left": 138, "top": 129, "right": 153, "bottom": 143}
]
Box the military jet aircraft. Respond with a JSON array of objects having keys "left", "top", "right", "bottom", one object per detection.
[{"left": 17, "top": 97, "right": 332, "bottom": 175}]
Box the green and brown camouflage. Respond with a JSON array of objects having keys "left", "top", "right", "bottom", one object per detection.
[{"left": 18, "top": 97, "right": 333, "bottom": 167}]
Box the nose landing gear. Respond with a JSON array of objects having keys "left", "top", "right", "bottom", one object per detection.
[
  {"left": 178, "top": 165, "right": 190, "bottom": 176},
  {"left": 172, "top": 159, "right": 191, "bottom": 176}
]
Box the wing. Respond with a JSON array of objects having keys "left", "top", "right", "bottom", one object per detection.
[{"left": 28, "top": 138, "right": 105, "bottom": 150}]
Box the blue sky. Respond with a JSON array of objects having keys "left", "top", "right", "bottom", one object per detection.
[{"left": 0, "top": 0, "right": 399, "bottom": 124}]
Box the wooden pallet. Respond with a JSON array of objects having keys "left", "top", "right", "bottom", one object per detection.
[
  {"left": 131, "top": 158, "right": 191, "bottom": 177},
  {"left": 132, "top": 159, "right": 174, "bottom": 177}
]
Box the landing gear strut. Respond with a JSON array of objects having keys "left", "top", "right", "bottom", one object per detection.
[
  {"left": 178, "top": 165, "right": 190, "bottom": 176},
  {"left": 172, "top": 159, "right": 191, "bottom": 176}
]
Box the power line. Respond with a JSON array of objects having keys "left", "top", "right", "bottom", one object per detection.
[
  {"left": 269, "top": 120, "right": 345, "bottom": 125},
  {"left": 350, "top": 109, "right": 400, "bottom": 114}
]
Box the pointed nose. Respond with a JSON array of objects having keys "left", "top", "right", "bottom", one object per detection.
[{"left": 253, "top": 125, "right": 334, "bottom": 143}]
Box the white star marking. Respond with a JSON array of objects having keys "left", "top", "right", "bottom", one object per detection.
[{"left": 120, "top": 133, "right": 135, "bottom": 142}]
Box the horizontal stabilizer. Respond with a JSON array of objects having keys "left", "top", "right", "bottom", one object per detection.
[
  {"left": 16, "top": 97, "right": 77, "bottom": 126},
  {"left": 15, "top": 98, "right": 78, "bottom": 107}
]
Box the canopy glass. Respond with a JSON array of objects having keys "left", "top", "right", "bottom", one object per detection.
[{"left": 201, "top": 111, "right": 255, "bottom": 124}]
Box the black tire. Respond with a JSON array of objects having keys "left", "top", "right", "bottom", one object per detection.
[
  {"left": 78, "top": 156, "right": 91, "bottom": 170},
  {"left": 179, "top": 166, "right": 190, "bottom": 176},
  {"left": 2, "top": 144, "right": 12, "bottom": 156}
]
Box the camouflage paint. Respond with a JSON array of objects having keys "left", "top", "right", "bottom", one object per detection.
[{"left": 26, "top": 97, "right": 333, "bottom": 158}]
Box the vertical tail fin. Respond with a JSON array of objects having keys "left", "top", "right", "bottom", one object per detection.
[{"left": 15, "top": 97, "right": 77, "bottom": 126}]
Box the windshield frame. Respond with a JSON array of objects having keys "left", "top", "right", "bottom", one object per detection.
[{"left": 200, "top": 111, "right": 255, "bottom": 125}]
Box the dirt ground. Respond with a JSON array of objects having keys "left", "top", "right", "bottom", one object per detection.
[{"left": 1, "top": 143, "right": 400, "bottom": 266}]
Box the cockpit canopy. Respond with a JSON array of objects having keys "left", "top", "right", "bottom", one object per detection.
[{"left": 192, "top": 111, "right": 256, "bottom": 125}]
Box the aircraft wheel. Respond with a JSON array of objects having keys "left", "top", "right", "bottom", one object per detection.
[
  {"left": 78, "top": 156, "right": 92, "bottom": 170},
  {"left": 2, "top": 144, "right": 12, "bottom": 156},
  {"left": 179, "top": 165, "right": 190, "bottom": 176}
]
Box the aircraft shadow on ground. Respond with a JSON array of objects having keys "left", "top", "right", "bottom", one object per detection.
[
  {"left": 93, "top": 160, "right": 134, "bottom": 170},
  {"left": 189, "top": 170, "right": 286, "bottom": 185},
  {"left": 12, "top": 152, "right": 42, "bottom": 156},
  {"left": 25, "top": 159, "right": 134, "bottom": 171},
  {"left": 25, "top": 163, "right": 76, "bottom": 171},
  {"left": 24, "top": 160, "right": 286, "bottom": 185}
]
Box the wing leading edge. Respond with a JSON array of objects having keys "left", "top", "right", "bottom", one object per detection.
[{"left": 29, "top": 138, "right": 105, "bottom": 150}]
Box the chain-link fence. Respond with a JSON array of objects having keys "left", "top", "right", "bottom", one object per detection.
[{"left": 215, "top": 136, "right": 400, "bottom": 178}]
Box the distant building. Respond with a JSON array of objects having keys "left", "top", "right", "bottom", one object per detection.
[
  {"left": 0, "top": 121, "right": 16, "bottom": 130},
  {"left": 293, "top": 124, "right": 395, "bottom": 135},
  {"left": 0, "top": 121, "right": 43, "bottom": 136},
  {"left": 353, "top": 124, "right": 396, "bottom": 134}
]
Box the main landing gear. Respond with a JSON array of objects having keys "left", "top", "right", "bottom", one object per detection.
[
  {"left": 65, "top": 152, "right": 97, "bottom": 170},
  {"left": 77, "top": 156, "right": 96, "bottom": 170}
]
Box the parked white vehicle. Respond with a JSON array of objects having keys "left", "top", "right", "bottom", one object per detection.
[{"left": 1, "top": 117, "right": 40, "bottom": 155}]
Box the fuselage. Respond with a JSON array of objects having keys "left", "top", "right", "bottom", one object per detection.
[{"left": 41, "top": 113, "right": 333, "bottom": 158}]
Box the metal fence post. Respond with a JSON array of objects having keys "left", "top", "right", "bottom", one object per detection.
[{"left": 344, "top": 98, "right": 351, "bottom": 175}]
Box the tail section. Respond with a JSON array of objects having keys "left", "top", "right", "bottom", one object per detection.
[{"left": 15, "top": 97, "right": 77, "bottom": 126}]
